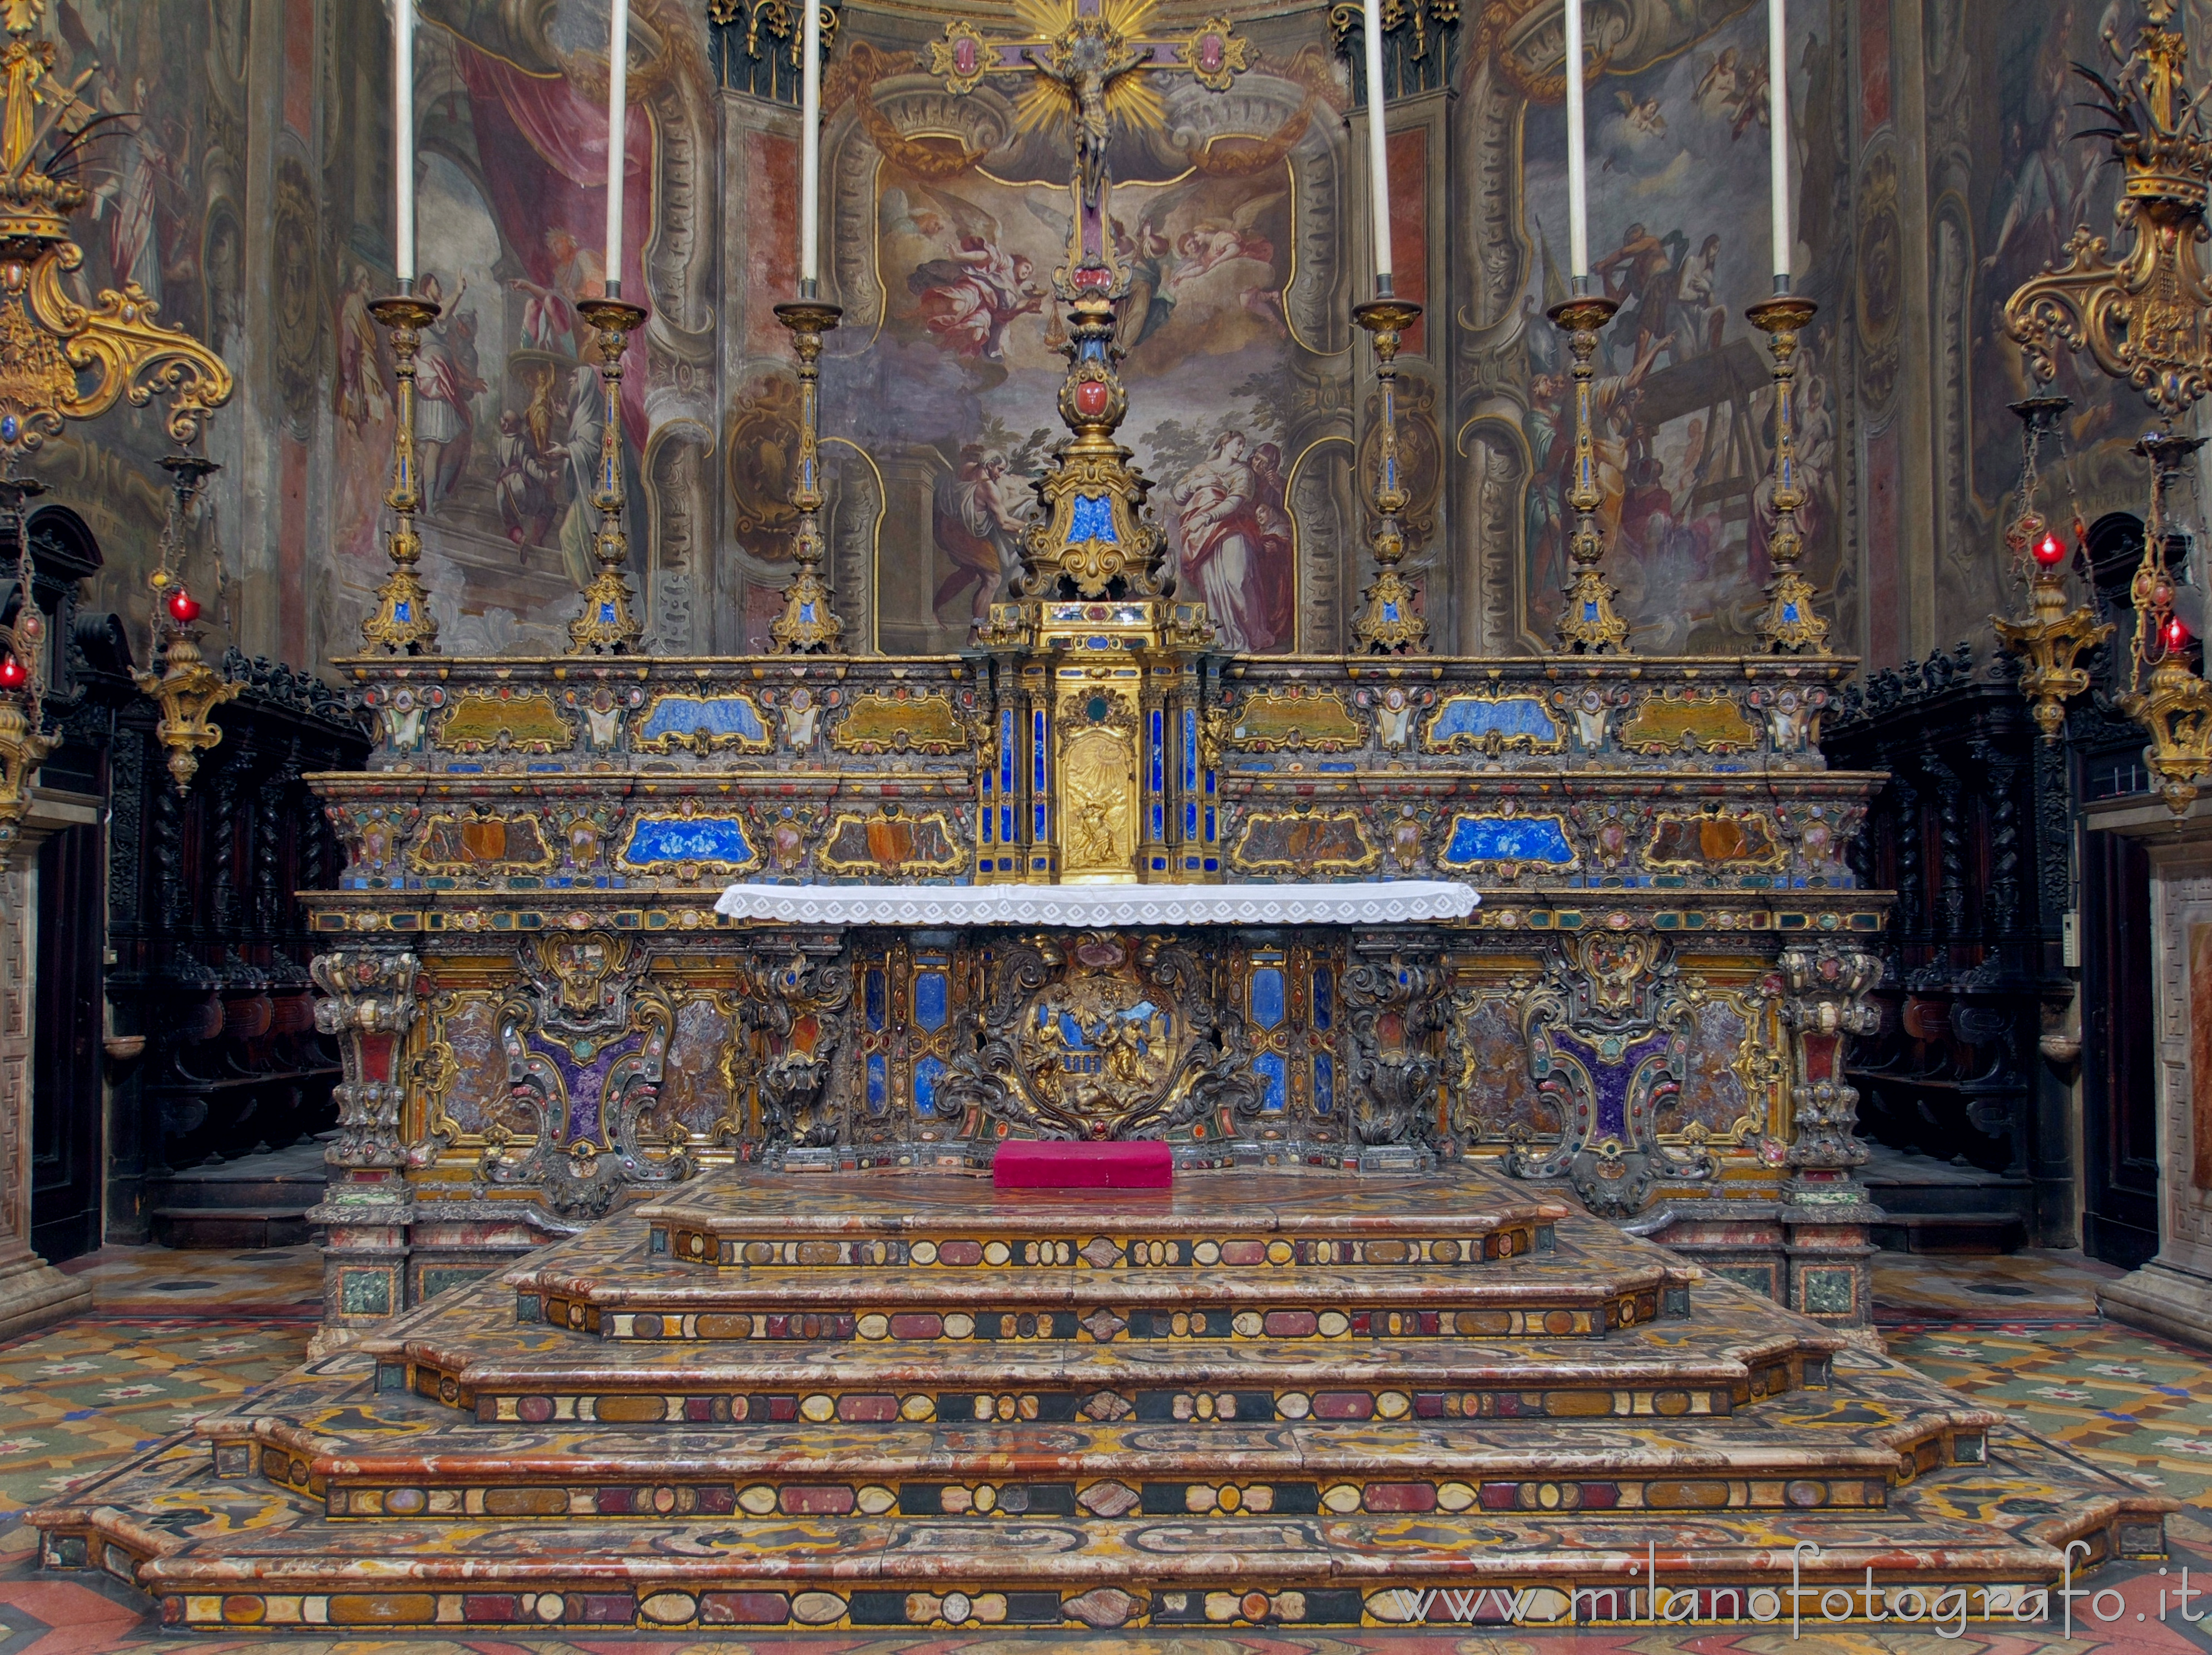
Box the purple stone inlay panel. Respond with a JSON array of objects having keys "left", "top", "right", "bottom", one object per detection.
[
  {"left": 537, "top": 1032, "right": 641, "bottom": 1146},
  {"left": 1552, "top": 1027, "right": 1672, "bottom": 1140}
]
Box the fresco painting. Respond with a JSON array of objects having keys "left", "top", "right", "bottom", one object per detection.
[
  {"left": 6, "top": 0, "right": 2131, "bottom": 679},
  {"left": 827, "top": 119, "right": 1310, "bottom": 656}
]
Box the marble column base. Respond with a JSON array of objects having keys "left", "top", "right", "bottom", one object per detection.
[
  {"left": 2099, "top": 1258, "right": 2212, "bottom": 1352},
  {"left": 0, "top": 1237, "right": 91, "bottom": 1341}
]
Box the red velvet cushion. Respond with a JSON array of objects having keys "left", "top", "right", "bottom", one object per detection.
[{"left": 992, "top": 1140, "right": 1173, "bottom": 1190}]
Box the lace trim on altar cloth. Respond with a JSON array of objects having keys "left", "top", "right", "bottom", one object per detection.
[{"left": 711, "top": 881, "right": 1480, "bottom": 927}]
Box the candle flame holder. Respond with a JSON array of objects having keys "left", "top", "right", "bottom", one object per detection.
[
  {"left": 1745, "top": 294, "right": 1829, "bottom": 653},
  {"left": 1991, "top": 396, "right": 2111, "bottom": 742},
  {"left": 360, "top": 294, "right": 442, "bottom": 655},
  {"left": 1547, "top": 294, "right": 1631, "bottom": 654},
  {"left": 568, "top": 296, "right": 650, "bottom": 655},
  {"left": 769, "top": 298, "right": 847, "bottom": 654},
  {"left": 1350, "top": 297, "right": 1428, "bottom": 654}
]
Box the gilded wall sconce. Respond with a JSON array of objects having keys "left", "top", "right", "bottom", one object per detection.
[{"left": 1991, "top": 397, "right": 2111, "bottom": 740}]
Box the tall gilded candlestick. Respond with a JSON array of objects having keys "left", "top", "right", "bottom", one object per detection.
[
  {"left": 1548, "top": 293, "right": 1630, "bottom": 653},
  {"left": 360, "top": 294, "right": 441, "bottom": 654},
  {"left": 1350, "top": 297, "right": 1427, "bottom": 653},
  {"left": 1746, "top": 293, "right": 1826, "bottom": 651},
  {"left": 769, "top": 297, "right": 845, "bottom": 653},
  {"left": 567, "top": 296, "right": 647, "bottom": 654}
]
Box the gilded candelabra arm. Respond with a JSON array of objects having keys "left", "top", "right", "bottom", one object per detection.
[
  {"left": 360, "top": 295, "right": 441, "bottom": 655},
  {"left": 1998, "top": 3, "right": 2212, "bottom": 421},
  {"left": 1745, "top": 295, "right": 1829, "bottom": 653},
  {"left": 18, "top": 254, "right": 235, "bottom": 448},
  {"left": 568, "top": 297, "right": 650, "bottom": 655},
  {"left": 1350, "top": 298, "right": 1429, "bottom": 654},
  {"left": 769, "top": 298, "right": 846, "bottom": 654},
  {"left": 1547, "top": 294, "right": 1631, "bottom": 654}
]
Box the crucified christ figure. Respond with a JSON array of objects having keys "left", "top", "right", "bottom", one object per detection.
[{"left": 1033, "top": 23, "right": 1145, "bottom": 213}]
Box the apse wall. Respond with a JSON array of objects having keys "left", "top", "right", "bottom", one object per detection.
[{"left": 34, "top": 0, "right": 2180, "bottom": 677}]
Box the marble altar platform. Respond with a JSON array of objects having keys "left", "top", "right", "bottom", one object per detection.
[{"left": 29, "top": 1162, "right": 2168, "bottom": 1632}]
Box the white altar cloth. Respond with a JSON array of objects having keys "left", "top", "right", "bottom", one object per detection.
[{"left": 712, "top": 880, "right": 1479, "bottom": 928}]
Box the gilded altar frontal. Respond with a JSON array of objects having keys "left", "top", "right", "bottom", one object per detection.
[{"left": 0, "top": 0, "right": 2199, "bottom": 1636}]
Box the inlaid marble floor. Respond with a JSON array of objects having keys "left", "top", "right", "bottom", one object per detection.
[{"left": 3, "top": 1241, "right": 2208, "bottom": 1653}]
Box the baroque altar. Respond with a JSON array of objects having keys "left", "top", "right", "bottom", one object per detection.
[
  {"left": 21, "top": 0, "right": 2180, "bottom": 1631},
  {"left": 292, "top": 27, "right": 1893, "bottom": 1327}
]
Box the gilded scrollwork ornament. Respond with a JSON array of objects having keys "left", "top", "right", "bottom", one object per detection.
[
  {"left": 938, "top": 932, "right": 1261, "bottom": 1148},
  {"left": 1342, "top": 947, "right": 1446, "bottom": 1166},
  {"left": 1502, "top": 935, "right": 1714, "bottom": 1217},
  {"left": 478, "top": 934, "right": 694, "bottom": 1216},
  {"left": 0, "top": 0, "right": 234, "bottom": 461},
  {"left": 2002, "top": 1, "right": 2212, "bottom": 419},
  {"left": 735, "top": 951, "right": 855, "bottom": 1157}
]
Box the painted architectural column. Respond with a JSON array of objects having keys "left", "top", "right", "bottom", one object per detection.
[
  {"left": 2090, "top": 797, "right": 2212, "bottom": 1347},
  {"left": 0, "top": 793, "right": 98, "bottom": 1340}
]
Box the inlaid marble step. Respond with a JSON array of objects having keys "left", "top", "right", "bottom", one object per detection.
[
  {"left": 638, "top": 1166, "right": 1566, "bottom": 1273},
  {"left": 373, "top": 1275, "right": 1839, "bottom": 1426},
  {"left": 31, "top": 1409, "right": 2170, "bottom": 1634},
  {"left": 203, "top": 1353, "right": 2003, "bottom": 1520},
  {"left": 511, "top": 1222, "right": 1694, "bottom": 1344}
]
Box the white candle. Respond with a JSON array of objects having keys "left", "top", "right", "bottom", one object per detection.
[
  {"left": 393, "top": 0, "right": 413, "bottom": 283},
  {"left": 1768, "top": 0, "right": 1791, "bottom": 280},
  {"left": 1362, "top": 0, "right": 1393, "bottom": 281},
  {"left": 1564, "top": 0, "right": 1587, "bottom": 279},
  {"left": 605, "top": 0, "right": 629, "bottom": 294},
  {"left": 800, "top": 0, "right": 821, "bottom": 285}
]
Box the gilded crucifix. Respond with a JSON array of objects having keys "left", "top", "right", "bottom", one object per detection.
[{"left": 929, "top": 0, "right": 1247, "bottom": 292}]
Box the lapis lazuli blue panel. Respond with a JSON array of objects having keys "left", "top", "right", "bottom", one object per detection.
[
  {"left": 1439, "top": 814, "right": 1575, "bottom": 868},
  {"left": 1313, "top": 1051, "right": 1334, "bottom": 1114},
  {"left": 865, "top": 969, "right": 887, "bottom": 1033},
  {"left": 914, "top": 970, "right": 948, "bottom": 1032},
  {"left": 1066, "top": 494, "right": 1118, "bottom": 544},
  {"left": 867, "top": 1053, "right": 889, "bottom": 1114},
  {"left": 1425, "top": 695, "right": 1560, "bottom": 749},
  {"left": 913, "top": 1055, "right": 944, "bottom": 1118},
  {"left": 618, "top": 816, "right": 757, "bottom": 867},
  {"left": 1254, "top": 1052, "right": 1287, "bottom": 1115},
  {"left": 1313, "top": 968, "right": 1333, "bottom": 1031},
  {"left": 636, "top": 695, "right": 768, "bottom": 747},
  {"left": 1250, "top": 967, "right": 1285, "bottom": 1031}
]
